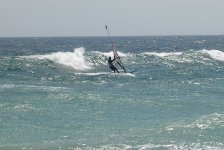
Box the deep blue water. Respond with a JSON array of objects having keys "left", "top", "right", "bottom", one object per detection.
[{"left": 1, "top": 36, "right": 224, "bottom": 149}]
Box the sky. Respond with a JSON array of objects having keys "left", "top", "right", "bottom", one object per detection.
[{"left": 0, "top": 0, "right": 224, "bottom": 37}]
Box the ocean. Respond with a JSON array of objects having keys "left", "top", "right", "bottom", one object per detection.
[{"left": 1, "top": 36, "right": 224, "bottom": 150}]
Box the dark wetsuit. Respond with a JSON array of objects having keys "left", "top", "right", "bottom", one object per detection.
[{"left": 108, "top": 57, "right": 119, "bottom": 73}]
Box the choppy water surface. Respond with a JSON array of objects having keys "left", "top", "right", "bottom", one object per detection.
[{"left": 1, "top": 36, "right": 224, "bottom": 149}]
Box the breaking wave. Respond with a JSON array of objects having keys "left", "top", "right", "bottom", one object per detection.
[
  {"left": 201, "top": 49, "right": 224, "bottom": 61},
  {"left": 24, "top": 47, "right": 93, "bottom": 70},
  {"left": 141, "top": 51, "right": 183, "bottom": 57}
]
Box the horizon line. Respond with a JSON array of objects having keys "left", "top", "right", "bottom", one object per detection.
[{"left": 0, "top": 34, "right": 224, "bottom": 38}]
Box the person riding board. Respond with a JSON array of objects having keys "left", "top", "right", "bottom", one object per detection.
[{"left": 108, "top": 56, "right": 119, "bottom": 73}]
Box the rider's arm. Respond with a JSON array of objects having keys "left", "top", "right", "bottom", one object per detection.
[{"left": 112, "top": 57, "right": 117, "bottom": 62}]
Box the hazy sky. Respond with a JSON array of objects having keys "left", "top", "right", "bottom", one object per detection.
[{"left": 0, "top": 0, "right": 224, "bottom": 37}]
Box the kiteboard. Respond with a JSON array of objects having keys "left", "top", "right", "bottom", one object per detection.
[{"left": 74, "top": 72, "right": 135, "bottom": 77}]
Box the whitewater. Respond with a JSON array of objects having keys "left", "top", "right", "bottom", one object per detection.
[{"left": 1, "top": 36, "right": 224, "bottom": 150}]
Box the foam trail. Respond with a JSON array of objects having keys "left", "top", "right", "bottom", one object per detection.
[{"left": 26, "top": 47, "right": 93, "bottom": 70}]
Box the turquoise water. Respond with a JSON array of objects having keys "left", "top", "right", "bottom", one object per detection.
[{"left": 1, "top": 36, "right": 224, "bottom": 149}]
